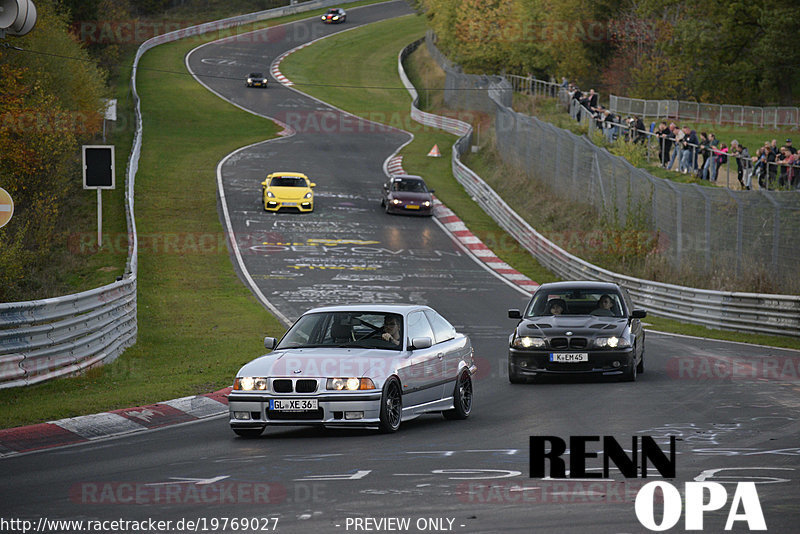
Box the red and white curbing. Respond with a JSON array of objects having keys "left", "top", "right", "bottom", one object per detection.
[
  {"left": 0, "top": 388, "right": 231, "bottom": 457},
  {"left": 270, "top": 41, "right": 314, "bottom": 86},
  {"left": 387, "top": 156, "right": 538, "bottom": 291}
]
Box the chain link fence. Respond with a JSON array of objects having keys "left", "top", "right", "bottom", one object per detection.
[
  {"left": 402, "top": 38, "right": 800, "bottom": 336},
  {"left": 424, "top": 33, "right": 800, "bottom": 289},
  {"left": 609, "top": 95, "right": 800, "bottom": 129}
]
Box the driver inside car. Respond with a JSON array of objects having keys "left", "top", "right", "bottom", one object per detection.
[{"left": 380, "top": 316, "right": 402, "bottom": 345}]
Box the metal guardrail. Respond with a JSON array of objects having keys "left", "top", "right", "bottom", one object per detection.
[
  {"left": 400, "top": 36, "right": 800, "bottom": 338},
  {"left": 0, "top": 0, "right": 370, "bottom": 389},
  {"left": 609, "top": 95, "right": 800, "bottom": 129}
]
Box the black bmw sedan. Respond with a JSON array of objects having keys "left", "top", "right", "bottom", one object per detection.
[{"left": 508, "top": 281, "right": 647, "bottom": 383}]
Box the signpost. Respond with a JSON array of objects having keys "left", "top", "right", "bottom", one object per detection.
[
  {"left": 0, "top": 187, "right": 13, "bottom": 228},
  {"left": 82, "top": 145, "right": 115, "bottom": 248}
]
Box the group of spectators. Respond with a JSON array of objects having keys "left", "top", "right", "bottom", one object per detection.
[
  {"left": 655, "top": 124, "right": 799, "bottom": 190},
  {"left": 564, "top": 83, "right": 799, "bottom": 190}
]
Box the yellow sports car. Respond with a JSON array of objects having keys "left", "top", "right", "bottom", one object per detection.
[{"left": 261, "top": 172, "right": 315, "bottom": 212}]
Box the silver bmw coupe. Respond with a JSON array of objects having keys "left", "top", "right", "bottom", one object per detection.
[{"left": 228, "top": 304, "right": 476, "bottom": 437}]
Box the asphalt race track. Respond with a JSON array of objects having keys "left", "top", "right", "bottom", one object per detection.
[{"left": 2, "top": 2, "right": 799, "bottom": 533}]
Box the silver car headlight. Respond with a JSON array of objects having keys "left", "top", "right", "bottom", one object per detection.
[
  {"left": 304, "top": 191, "right": 313, "bottom": 199},
  {"left": 326, "top": 378, "right": 376, "bottom": 391},
  {"left": 391, "top": 198, "right": 402, "bottom": 205},
  {"left": 233, "top": 377, "right": 267, "bottom": 391},
  {"left": 511, "top": 336, "right": 546, "bottom": 349},
  {"left": 332, "top": 16, "right": 339, "bottom": 20},
  {"left": 422, "top": 200, "right": 431, "bottom": 207},
  {"left": 595, "top": 336, "right": 630, "bottom": 348}
]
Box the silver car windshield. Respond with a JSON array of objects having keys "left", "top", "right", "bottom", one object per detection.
[
  {"left": 277, "top": 312, "right": 404, "bottom": 351},
  {"left": 526, "top": 290, "right": 625, "bottom": 318}
]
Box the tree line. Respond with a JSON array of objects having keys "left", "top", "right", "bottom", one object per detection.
[{"left": 418, "top": 0, "right": 798, "bottom": 106}]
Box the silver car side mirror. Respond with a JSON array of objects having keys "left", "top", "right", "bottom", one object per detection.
[
  {"left": 410, "top": 337, "right": 432, "bottom": 350},
  {"left": 264, "top": 337, "right": 277, "bottom": 350}
]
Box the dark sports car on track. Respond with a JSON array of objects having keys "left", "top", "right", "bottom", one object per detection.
[
  {"left": 321, "top": 8, "right": 346, "bottom": 23},
  {"left": 245, "top": 72, "right": 268, "bottom": 88},
  {"left": 507, "top": 281, "right": 647, "bottom": 383},
  {"left": 381, "top": 174, "right": 434, "bottom": 216},
  {"left": 228, "top": 304, "right": 476, "bottom": 437}
]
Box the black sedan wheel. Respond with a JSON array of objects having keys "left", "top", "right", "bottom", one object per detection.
[
  {"left": 443, "top": 370, "right": 472, "bottom": 420},
  {"left": 379, "top": 378, "right": 402, "bottom": 433},
  {"left": 232, "top": 427, "right": 264, "bottom": 438}
]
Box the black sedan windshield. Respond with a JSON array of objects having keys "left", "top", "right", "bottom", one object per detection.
[{"left": 526, "top": 289, "right": 625, "bottom": 318}]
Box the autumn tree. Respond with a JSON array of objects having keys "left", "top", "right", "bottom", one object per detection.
[{"left": 0, "top": 0, "right": 107, "bottom": 300}]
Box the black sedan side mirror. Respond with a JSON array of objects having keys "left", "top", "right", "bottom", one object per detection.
[
  {"left": 631, "top": 310, "right": 647, "bottom": 319},
  {"left": 264, "top": 337, "right": 277, "bottom": 349},
  {"left": 508, "top": 309, "right": 521, "bottom": 319}
]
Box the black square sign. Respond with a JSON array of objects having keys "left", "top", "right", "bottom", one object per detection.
[{"left": 83, "top": 145, "right": 115, "bottom": 189}]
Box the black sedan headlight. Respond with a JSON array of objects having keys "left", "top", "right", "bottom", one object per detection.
[
  {"left": 511, "top": 336, "right": 546, "bottom": 349},
  {"left": 594, "top": 336, "right": 630, "bottom": 348}
]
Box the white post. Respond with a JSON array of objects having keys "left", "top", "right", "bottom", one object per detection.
[{"left": 97, "top": 188, "right": 102, "bottom": 248}]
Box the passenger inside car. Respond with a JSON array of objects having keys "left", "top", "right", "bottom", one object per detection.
[
  {"left": 590, "top": 294, "right": 616, "bottom": 316},
  {"left": 547, "top": 299, "right": 566, "bottom": 315}
]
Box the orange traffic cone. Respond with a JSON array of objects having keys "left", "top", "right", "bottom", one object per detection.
[{"left": 427, "top": 144, "right": 442, "bottom": 157}]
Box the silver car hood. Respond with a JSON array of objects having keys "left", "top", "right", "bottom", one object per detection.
[{"left": 236, "top": 347, "right": 405, "bottom": 379}]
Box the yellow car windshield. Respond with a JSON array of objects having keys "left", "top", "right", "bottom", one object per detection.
[{"left": 271, "top": 177, "right": 307, "bottom": 187}]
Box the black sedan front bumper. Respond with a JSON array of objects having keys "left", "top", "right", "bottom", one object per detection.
[{"left": 509, "top": 347, "right": 634, "bottom": 377}]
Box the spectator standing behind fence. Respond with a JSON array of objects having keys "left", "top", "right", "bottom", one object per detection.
[
  {"left": 680, "top": 127, "right": 698, "bottom": 174},
  {"left": 734, "top": 142, "right": 753, "bottom": 190},
  {"left": 701, "top": 133, "right": 720, "bottom": 181},
  {"left": 785, "top": 150, "right": 798, "bottom": 188},
  {"left": 753, "top": 147, "right": 767, "bottom": 189},
  {"left": 714, "top": 144, "right": 728, "bottom": 182},
  {"left": 656, "top": 122, "right": 671, "bottom": 167},
  {"left": 766, "top": 143, "right": 777, "bottom": 187},
  {"left": 786, "top": 138, "right": 796, "bottom": 155},
  {"left": 668, "top": 124, "right": 683, "bottom": 170},
  {"left": 697, "top": 132, "right": 709, "bottom": 177}
]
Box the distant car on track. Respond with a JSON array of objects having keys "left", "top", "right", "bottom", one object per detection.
[
  {"left": 507, "top": 281, "right": 647, "bottom": 383},
  {"left": 261, "top": 172, "right": 315, "bottom": 212},
  {"left": 381, "top": 174, "right": 434, "bottom": 216},
  {"left": 245, "top": 72, "right": 268, "bottom": 88},
  {"left": 228, "top": 304, "right": 476, "bottom": 437},
  {"left": 321, "top": 7, "right": 346, "bottom": 23}
]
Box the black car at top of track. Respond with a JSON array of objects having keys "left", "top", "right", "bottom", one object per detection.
[
  {"left": 246, "top": 72, "right": 268, "bottom": 88},
  {"left": 507, "top": 281, "right": 647, "bottom": 383},
  {"left": 321, "top": 8, "right": 346, "bottom": 23}
]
